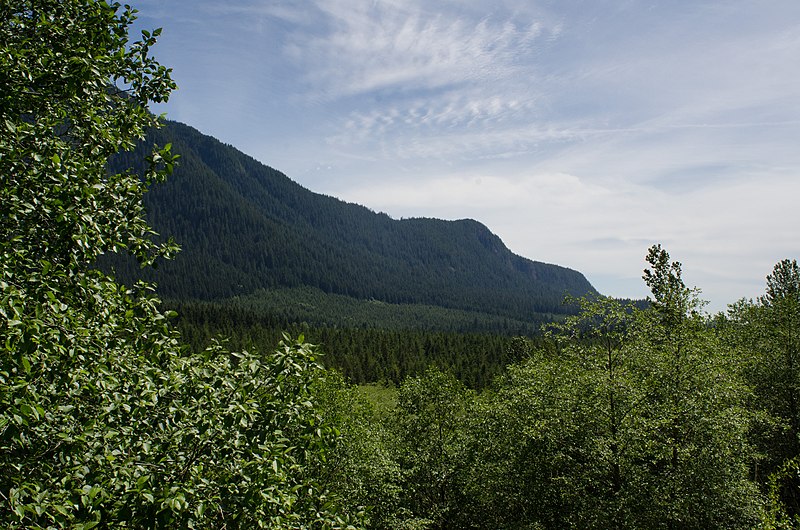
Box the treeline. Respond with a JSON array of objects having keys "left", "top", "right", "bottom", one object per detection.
[
  {"left": 311, "top": 248, "right": 800, "bottom": 528},
  {"left": 169, "top": 297, "right": 541, "bottom": 388},
  {"left": 173, "top": 286, "right": 554, "bottom": 335}
]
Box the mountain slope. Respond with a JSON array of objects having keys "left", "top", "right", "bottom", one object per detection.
[{"left": 107, "top": 120, "right": 596, "bottom": 322}]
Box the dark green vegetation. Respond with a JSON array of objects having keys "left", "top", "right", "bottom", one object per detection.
[
  {"left": 102, "top": 108, "right": 598, "bottom": 391},
  {"left": 104, "top": 119, "right": 596, "bottom": 324},
  {"left": 178, "top": 286, "right": 545, "bottom": 335},
  {"left": 315, "top": 251, "right": 800, "bottom": 529},
  {"left": 102, "top": 112, "right": 600, "bottom": 392},
  {"left": 171, "top": 298, "right": 535, "bottom": 389},
  {"left": 2, "top": 1, "right": 799, "bottom": 529}
]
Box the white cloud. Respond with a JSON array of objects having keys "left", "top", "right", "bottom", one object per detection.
[
  {"left": 328, "top": 90, "right": 563, "bottom": 161},
  {"left": 287, "top": 0, "right": 554, "bottom": 97}
]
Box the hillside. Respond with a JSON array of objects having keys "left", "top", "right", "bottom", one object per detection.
[{"left": 106, "top": 120, "right": 597, "bottom": 323}]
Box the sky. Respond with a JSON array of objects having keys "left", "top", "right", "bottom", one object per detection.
[{"left": 131, "top": 0, "right": 800, "bottom": 312}]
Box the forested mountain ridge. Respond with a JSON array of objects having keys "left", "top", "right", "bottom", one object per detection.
[{"left": 107, "top": 120, "right": 597, "bottom": 322}]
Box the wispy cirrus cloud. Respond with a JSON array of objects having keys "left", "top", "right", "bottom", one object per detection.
[
  {"left": 286, "top": 0, "right": 555, "bottom": 97},
  {"left": 272, "top": 0, "right": 565, "bottom": 164},
  {"left": 328, "top": 87, "right": 551, "bottom": 158}
]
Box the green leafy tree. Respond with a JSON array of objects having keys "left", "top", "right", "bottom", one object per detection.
[
  {"left": 312, "top": 373, "right": 408, "bottom": 528},
  {"left": 725, "top": 259, "right": 800, "bottom": 523},
  {"left": 759, "top": 259, "right": 800, "bottom": 523},
  {"left": 763, "top": 455, "right": 800, "bottom": 529},
  {"left": 467, "top": 297, "right": 642, "bottom": 528},
  {"left": 469, "top": 247, "right": 763, "bottom": 529},
  {"left": 392, "top": 368, "right": 475, "bottom": 529},
  {"left": 549, "top": 296, "right": 641, "bottom": 527},
  {"left": 1, "top": 1, "right": 352, "bottom": 527},
  {"left": 761, "top": 260, "right": 800, "bottom": 459},
  {"left": 469, "top": 342, "right": 600, "bottom": 528},
  {"left": 626, "top": 245, "right": 762, "bottom": 528}
]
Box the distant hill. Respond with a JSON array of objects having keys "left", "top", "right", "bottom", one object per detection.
[{"left": 106, "top": 120, "right": 597, "bottom": 325}]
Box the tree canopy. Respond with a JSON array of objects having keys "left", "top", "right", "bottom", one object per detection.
[{"left": 1, "top": 1, "right": 354, "bottom": 527}]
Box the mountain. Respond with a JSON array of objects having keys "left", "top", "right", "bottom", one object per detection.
[{"left": 106, "top": 120, "right": 597, "bottom": 324}]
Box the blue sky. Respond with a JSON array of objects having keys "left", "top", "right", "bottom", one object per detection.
[{"left": 132, "top": 0, "right": 800, "bottom": 311}]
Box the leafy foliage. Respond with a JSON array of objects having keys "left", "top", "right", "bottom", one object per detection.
[
  {"left": 2, "top": 1, "right": 798, "bottom": 528},
  {"left": 724, "top": 259, "right": 800, "bottom": 523},
  {"left": 1, "top": 2, "right": 353, "bottom": 527},
  {"left": 372, "top": 247, "right": 767, "bottom": 529},
  {"left": 391, "top": 369, "right": 476, "bottom": 529},
  {"left": 313, "top": 374, "right": 403, "bottom": 528}
]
